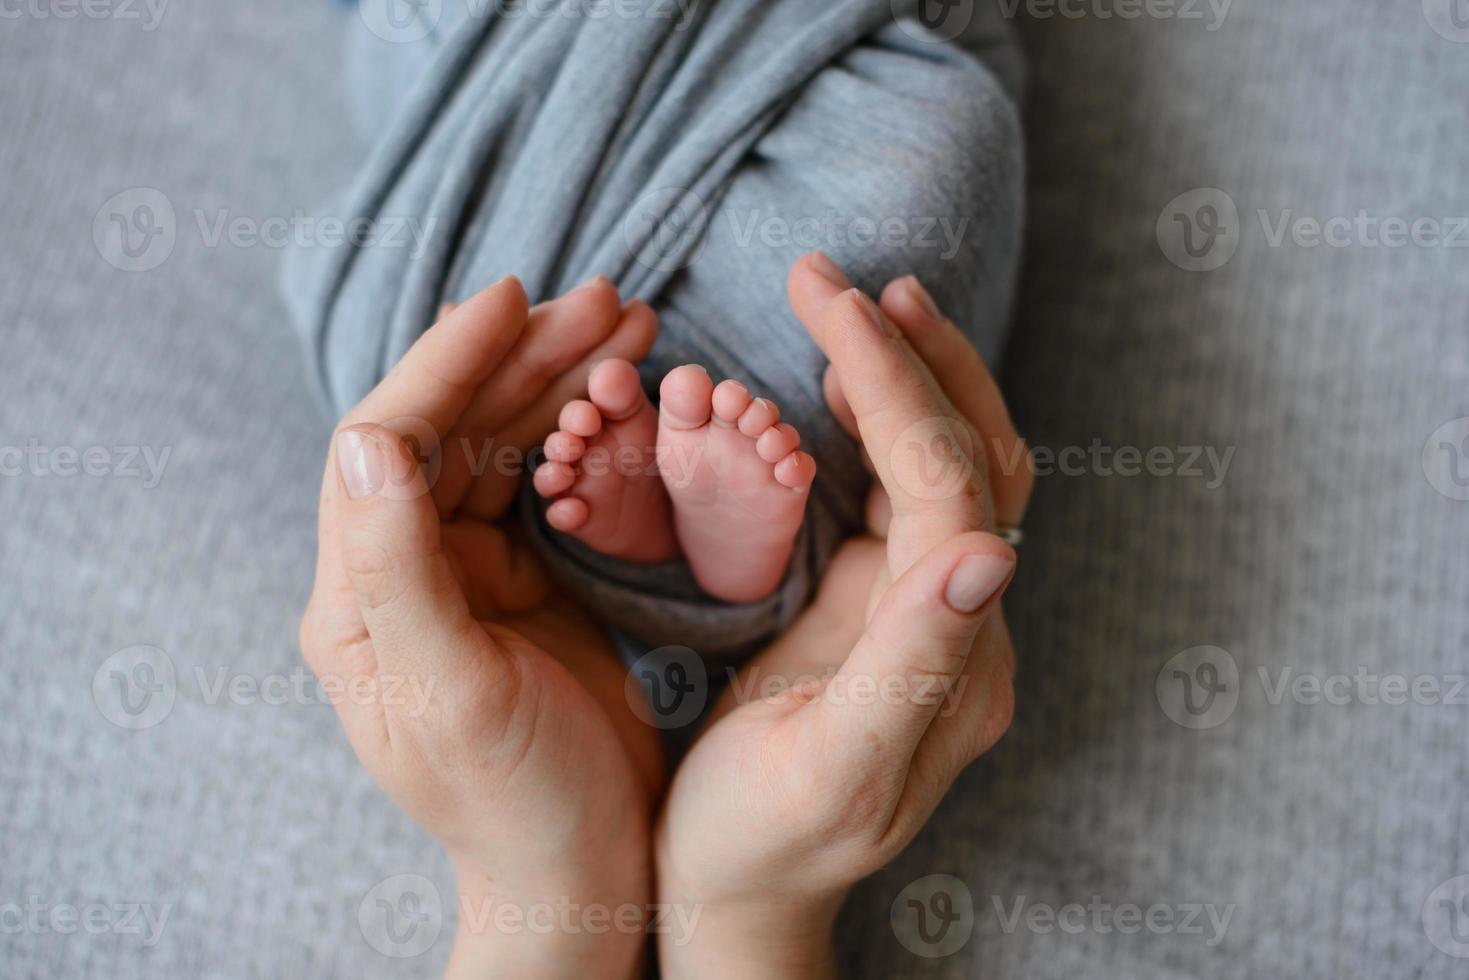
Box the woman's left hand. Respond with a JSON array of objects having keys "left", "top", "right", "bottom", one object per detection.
[{"left": 299, "top": 277, "right": 663, "bottom": 979}]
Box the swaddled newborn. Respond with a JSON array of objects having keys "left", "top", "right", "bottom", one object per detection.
[{"left": 286, "top": 0, "right": 1025, "bottom": 656}]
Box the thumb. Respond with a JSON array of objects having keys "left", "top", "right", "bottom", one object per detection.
[
  {"left": 334, "top": 424, "right": 484, "bottom": 678},
  {"left": 820, "top": 532, "right": 1015, "bottom": 764}
]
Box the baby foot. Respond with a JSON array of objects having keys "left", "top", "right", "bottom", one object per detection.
[
  {"left": 657, "top": 366, "right": 817, "bottom": 604},
  {"left": 535, "top": 359, "right": 678, "bottom": 563}
]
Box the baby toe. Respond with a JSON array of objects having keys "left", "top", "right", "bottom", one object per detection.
[
  {"left": 544, "top": 430, "right": 586, "bottom": 463},
  {"left": 711, "top": 380, "right": 751, "bottom": 424},
  {"left": 534, "top": 460, "right": 577, "bottom": 498},
  {"left": 773, "top": 451, "right": 817, "bottom": 491},
  {"left": 756, "top": 423, "right": 801, "bottom": 463},
  {"left": 659, "top": 364, "right": 715, "bottom": 430},
  {"left": 737, "top": 397, "right": 780, "bottom": 438},
  {"left": 559, "top": 400, "right": 602, "bottom": 438},
  {"left": 588, "top": 358, "right": 647, "bottom": 422},
  {"left": 546, "top": 497, "right": 590, "bottom": 532}
]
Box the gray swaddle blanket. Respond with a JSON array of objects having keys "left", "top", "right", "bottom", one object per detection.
[{"left": 284, "top": 0, "right": 1025, "bottom": 658}]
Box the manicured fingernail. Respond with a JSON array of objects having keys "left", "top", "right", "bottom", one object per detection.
[
  {"left": 903, "top": 276, "right": 942, "bottom": 321},
  {"left": 807, "top": 251, "right": 851, "bottom": 288},
  {"left": 337, "top": 430, "right": 384, "bottom": 499},
  {"left": 944, "top": 553, "right": 1015, "bottom": 614}
]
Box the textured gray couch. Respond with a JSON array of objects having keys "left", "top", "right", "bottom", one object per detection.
[{"left": 4, "top": 1, "right": 1467, "bottom": 977}]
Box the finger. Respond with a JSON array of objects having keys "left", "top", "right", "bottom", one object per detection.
[
  {"left": 808, "top": 287, "right": 992, "bottom": 576},
  {"left": 880, "top": 276, "right": 1034, "bottom": 528},
  {"left": 344, "top": 276, "right": 529, "bottom": 439},
  {"left": 433, "top": 278, "right": 622, "bottom": 513},
  {"left": 822, "top": 363, "right": 860, "bottom": 440},
  {"left": 334, "top": 424, "right": 492, "bottom": 680},
  {"left": 467, "top": 277, "right": 622, "bottom": 434},
  {"left": 461, "top": 299, "right": 658, "bottom": 520},
  {"left": 441, "top": 520, "right": 553, "bottom": 619},
  {"left": 819, "top": 532, "right": 1015, "bottom": 766}
]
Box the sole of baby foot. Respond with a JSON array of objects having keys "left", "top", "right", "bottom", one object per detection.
[
  {"left": 534, "top": 358, "right": 678, "bottom": 563},
  {"left": 656, "top": 365, "right": 817, "bottom": 604}
]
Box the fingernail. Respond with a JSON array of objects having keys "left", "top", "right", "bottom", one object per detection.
[
  {"left": 807, "top": 251, "right": 851, "bottom": 288},
  {"left": 849, "top": 289, "right": 892, "bottom": 336},
  {"left": 944, "top": 553, "right": 1015, "bottom": 614},
  {"left": 337, "top": 430, "right": 384, "bottom": 499},
  {"left": 574, "top": 274, "right": 609, "bottom": 292},
  {"left": 903, "top": 276, "right": 943, "bottom": 321}
]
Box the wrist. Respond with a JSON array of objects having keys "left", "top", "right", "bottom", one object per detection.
[
  {"left": 446, "top": 853, "right": 651, "bottom": 980},
  {"left": 655, "top": 883, "right": 846, "bottom": 980}
]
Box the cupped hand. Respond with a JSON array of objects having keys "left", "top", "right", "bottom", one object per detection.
[
  {"left": 299, "top": 277, "right": 661, "bottom": 978},
  {"left": 655, "top": 254, "right": 1034, "bottom": 978}
]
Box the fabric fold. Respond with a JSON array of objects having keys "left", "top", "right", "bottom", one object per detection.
[{"left": 286, "top": 0, "right": 1027, "bottom": 656}]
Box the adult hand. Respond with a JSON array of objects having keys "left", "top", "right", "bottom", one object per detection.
[
  {"left": 655, "top": 253, "right": 1034, "bottom": 978},
  {"left": 299, "top": 277, "right": 662, "bottom": 979}
]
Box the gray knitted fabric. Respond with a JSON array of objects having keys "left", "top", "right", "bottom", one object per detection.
[
  {"left": 283, "top": 0, "right": 1026, "bottom": 657},
  {"left": 3, "top": 2, "right": 1467, "bottom": 978}
]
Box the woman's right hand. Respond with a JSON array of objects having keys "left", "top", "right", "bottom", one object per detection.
[{"left": 654, "top": 254, "right": 1034, "bottom": 978}]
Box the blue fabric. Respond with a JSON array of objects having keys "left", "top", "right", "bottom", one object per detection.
[{"left": 284, "top": 0, "right": 1026, "bottom": 654}]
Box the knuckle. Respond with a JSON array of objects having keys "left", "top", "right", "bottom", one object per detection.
[{"left": 341, "top": 544, "right": 411, "bottom": 611}]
